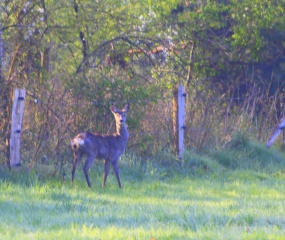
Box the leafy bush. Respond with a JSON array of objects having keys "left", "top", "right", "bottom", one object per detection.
[{"left": 210, "top": 133, "right": 285, "bottom": 172}]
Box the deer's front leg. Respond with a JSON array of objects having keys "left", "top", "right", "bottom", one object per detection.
[
  {"left": 111, "top": 159, "right": 121, "bottom": 188},
  {"left": 102, "top": 160, "right": 111, "bottom": 188}
]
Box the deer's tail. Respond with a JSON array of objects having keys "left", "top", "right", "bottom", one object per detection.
[{"left": 71, "top": 134, "right": 85, "bottom": 150}]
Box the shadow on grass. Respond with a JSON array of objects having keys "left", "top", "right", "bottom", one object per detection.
[{"left": 1, "top": 144, "right": 285, "bottom": 240}]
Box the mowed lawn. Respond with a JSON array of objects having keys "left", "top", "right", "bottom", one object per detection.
[{"left": 0, "top": 161, "right": 285, "bottom": 240}]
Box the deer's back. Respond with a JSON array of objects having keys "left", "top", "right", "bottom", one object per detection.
[{"left": 76, "top": 132, "right": 127, "bottom": 160}]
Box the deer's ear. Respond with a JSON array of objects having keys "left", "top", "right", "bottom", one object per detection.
[
  {"left": 110, "top": 104, "right": 118, "bottom": 113},
  {"left": 123, "top": 103, "right": 130, "bottom": 112}
]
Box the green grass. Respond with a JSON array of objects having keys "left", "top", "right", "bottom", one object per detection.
[{"left": 1, "top": 138, "right": 285, "bottom": 239}]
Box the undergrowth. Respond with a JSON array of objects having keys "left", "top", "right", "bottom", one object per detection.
[
  {"left": 120, "top": 133, "right": 285, "bottom": 182},
  {"left": 1, "top": 133, "right": 284, "bottom": 185}
]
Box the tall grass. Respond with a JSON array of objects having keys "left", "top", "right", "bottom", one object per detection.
[{"left": 0, "top": 136, "right": 285, "bottom": 239}]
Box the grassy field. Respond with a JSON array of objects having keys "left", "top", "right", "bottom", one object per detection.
[{"left": 1, "top": 139, "right": 285, "bottom": 239}]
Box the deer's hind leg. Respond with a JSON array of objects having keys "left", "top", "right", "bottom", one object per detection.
[
  {"left": 83, "top": 154, "right": 96, "bottom": 188},
  {"left": 72, "top": 150, "right": 83, "bottom": 183}
]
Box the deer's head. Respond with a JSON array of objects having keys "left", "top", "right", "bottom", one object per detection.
[{"left": 111, "top": 103, "right": 130, "bottom": 125}]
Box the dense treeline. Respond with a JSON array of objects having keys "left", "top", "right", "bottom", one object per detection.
[{"left": 0, "top": 0, "right": 285, "bottom": 171}]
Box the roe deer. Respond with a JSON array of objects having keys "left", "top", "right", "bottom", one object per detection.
[{"left": 71, "top": 103, "right": 130, "bottom": 188}]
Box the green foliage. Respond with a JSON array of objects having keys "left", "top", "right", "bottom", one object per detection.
[
  {"left": 1, "top": 0, "right": 285, "bottom": 165},
  {"left": 230, "top": 0, "right": 285, "bottom": 62}
]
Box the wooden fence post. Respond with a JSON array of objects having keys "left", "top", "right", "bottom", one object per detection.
[
  {"left": 9, "top": 89, "right": 26, "bottom": 167},
  {"left": 172, "top": 85, "right": 186, "bottom": 160}
]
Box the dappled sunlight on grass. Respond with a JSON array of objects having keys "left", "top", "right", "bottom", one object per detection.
[
  {"left": 1, "top": 142, "right": 285, "bottom": 240},
  {"left": 1, "top": 174, "right": 284, "bottom": 239}
]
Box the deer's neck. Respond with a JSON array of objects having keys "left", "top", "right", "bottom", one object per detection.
[{"left": 116, "top": 123, "right": 129, "bottom": 141}]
